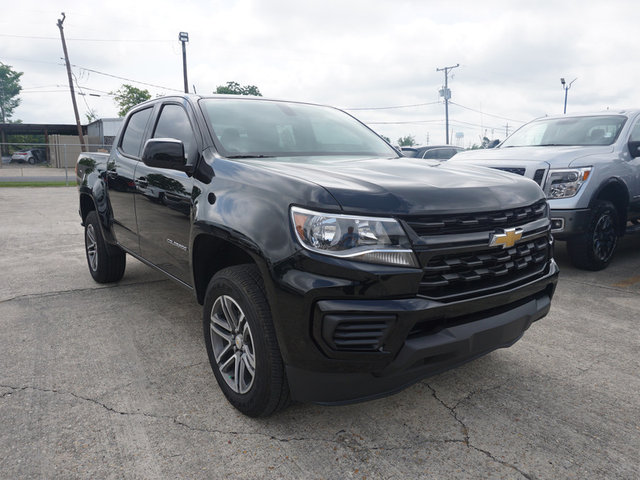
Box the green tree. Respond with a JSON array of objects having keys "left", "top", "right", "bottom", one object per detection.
[
  {"left": 85, "top": 108, "right": 98, "bottom": 123},
  {"left": 379, "top": 134, "right": 391, "bottom": 144},
  {"left": 0, "top": 62, "right": 22, "bottom": 123},
  {"left": 215, "top": 81, "right": 262, "bottom": 96},
  {"left": 111, "top": 84, "right": 151, "bottom": 117},
  {"left": 397, "top": 135, "right": 415, "bottom": 147},
  {"left": 0, "top": 63, "right": 23, "bottom": 156}
]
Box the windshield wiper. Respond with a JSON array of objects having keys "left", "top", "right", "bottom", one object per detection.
[
  {"left": 537, "top": 144, "right": 569, "bottom": 147},
  {"left": 225, "top": 155, "right": 275, "bottom": 159}
]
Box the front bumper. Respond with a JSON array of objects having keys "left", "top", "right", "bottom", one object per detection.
[
  {"left": 550, "top": 208, "right": 590, "bottom": 238},
  {"left": 284, "top": 260, "right": 559, "bottom": 404}
]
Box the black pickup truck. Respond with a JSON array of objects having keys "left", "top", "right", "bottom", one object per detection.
[{"left": 77, "top": 95, "right": 558, "bottom": 417}]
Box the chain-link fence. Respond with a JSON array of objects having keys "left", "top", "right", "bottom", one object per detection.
[
  {"left": 1, "top": 141, "right": 111, "bottom": 185},
  {"left": 1, "top": 142, "right": 111, "bottom": 167}
]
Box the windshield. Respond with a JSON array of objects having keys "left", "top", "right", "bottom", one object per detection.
[
  {"left": 200, "top": 98, "right": 397, "bottom": 158},
  {"left": 501, "top": 115, "right": 627, "bottom": 147}
]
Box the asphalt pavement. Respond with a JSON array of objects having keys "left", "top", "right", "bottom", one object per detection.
[{"left": 0, "top": 187, "right": 638, "bottom": 479}]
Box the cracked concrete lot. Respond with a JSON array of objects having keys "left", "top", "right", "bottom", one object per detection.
[{"left": 1, "top": 187, "right": 639, "bottom": 479}]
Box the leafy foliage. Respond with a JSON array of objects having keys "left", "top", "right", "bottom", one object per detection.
[
  {"left": 112, "top": 84, "right": 151, "bottom": 117},
  {"left": 470, "top": 136, "right": 500, "bottom": 149},
  {"left": 397, "top": 135, "right": 416, "bottom": 147},
  {"left": 215, "top": 81, "right": 262, "bottom": 96},
  {"left": 0, "top": 63, "right": 23, "bottom": 122}
]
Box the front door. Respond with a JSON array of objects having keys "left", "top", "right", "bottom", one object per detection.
[{"left": 134, "top": 102, "right": 200, "bottom": 284}]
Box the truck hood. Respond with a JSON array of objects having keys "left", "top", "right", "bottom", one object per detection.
[
  {"left": 242, "top": 156, "right": 544, "bottom": 215},
  {"left": 451, "top": 145, "right": 614, "bottom": 168}
]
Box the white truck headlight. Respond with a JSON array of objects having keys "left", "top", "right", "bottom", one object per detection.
[
  {"left": 544, "top": 167, "right": 591, "bottom": 199},
  {"left": 291, "top": 207, "right": 419, "bottom": 267}
]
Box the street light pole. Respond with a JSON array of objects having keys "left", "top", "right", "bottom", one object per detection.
[
  {"left": 179, "top": 32, "right": 189, "bottom": 94},
  {"left": 437, "top": 64, "right": 459, "bottom": 144},
  {"left": 560, "top": 77, "right": 577, "bottom": 114}
]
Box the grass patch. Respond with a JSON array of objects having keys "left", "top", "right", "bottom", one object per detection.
[{"left": 0, "top": 181, "right": 73, "bottom": 187}]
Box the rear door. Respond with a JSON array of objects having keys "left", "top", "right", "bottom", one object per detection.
[
  {"left": 134, "top": 101, "right": 200, "bottom": 284},
  {"left": 107, "top": 106, "right": 153, "bottom": 253}
]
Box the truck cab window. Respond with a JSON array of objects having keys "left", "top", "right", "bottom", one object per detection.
[
  {"left": 120, "top": 107, "right": 152, "bottom": 157},
  {"left": 153, "top": 104, "right": 198, "bottom": 164}
]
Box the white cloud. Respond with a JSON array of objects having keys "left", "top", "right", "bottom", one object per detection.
[{"left": 2, "top": 0, "right": 640, "bottom": 146}]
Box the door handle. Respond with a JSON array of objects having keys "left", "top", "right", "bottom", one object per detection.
[{"left": 135, "top": 177, "right": 148, "bottom": 188}]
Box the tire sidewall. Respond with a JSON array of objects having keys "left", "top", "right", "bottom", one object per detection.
[{"left": 203, "top": 271, "right": 275, "bottom": 416}]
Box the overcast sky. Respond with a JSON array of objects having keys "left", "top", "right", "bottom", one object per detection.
[{"left": 2, "top": 0, "right": 639, "bottom": 146}]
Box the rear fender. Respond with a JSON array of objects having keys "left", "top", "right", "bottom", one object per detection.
[{"left": 78, "top": 176, "right": 118, "bottom": 246}]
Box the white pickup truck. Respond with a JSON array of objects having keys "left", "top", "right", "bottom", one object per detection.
[{"left": 450, "top": 110, "right": 640, "bottom": 270}]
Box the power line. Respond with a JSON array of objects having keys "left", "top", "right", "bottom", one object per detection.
[
  {"left": 449, "top": 101, "right": 526, "bottom": 123},
  {"left": 366, "top": 119, "right": 444, "bottom": 125},
  {"left": 69, "top": 63, "right": 182, "bottom": 92},
  {"left": 345, "top": 101, "right": 440, "bottom": 111},
  {"left": 0, "top": 33, "right": 170, "bottom": 43}
]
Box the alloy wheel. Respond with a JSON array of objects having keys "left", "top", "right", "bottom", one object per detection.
[
  {"left": 592, "top": 213, "right": 616, "bottom": 262},
  {"left": 209, "top": 295, "right": 256, "bottom": 394},
  {"left": 86, "top": 224, "right": 98, "bottom": 271}
]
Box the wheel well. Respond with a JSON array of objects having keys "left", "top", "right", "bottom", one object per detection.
[
  {"left": 79, "top": 193, "right": 95, "bottom": 223},
  {"left": 592, "top": 181, "right": 628, "bottom": 233},
  {"left": 192, "top": 235, "right": 256, "bottom": 304}
]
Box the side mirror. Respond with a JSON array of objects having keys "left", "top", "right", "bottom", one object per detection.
[
  {"left": 142, "top": 138, "right": 190, "bottom": 171},
  {"left": 628, "top": 140, "right": 640, "bottom": 158}
]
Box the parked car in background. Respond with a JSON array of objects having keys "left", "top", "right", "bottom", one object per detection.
[
  {"left": 449, "top": 110, "right": 640, "bottom": 270},
  {"left": 401, "top": 145, "right": 464, "bottom": 160},
  {"left": 10, "top": 149, "right": 47, "bottom": 164}
]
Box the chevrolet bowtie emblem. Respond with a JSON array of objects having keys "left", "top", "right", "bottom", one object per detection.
[{"left": 489, "top": 227, "right": 523, "bottom": 249}]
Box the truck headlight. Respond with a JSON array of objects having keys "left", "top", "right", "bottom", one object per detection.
[
  {"left": 544, "top": 167, "right": 591, "bottom": 199},
  {"left": 290, "top": 206, "right": 419, "bottom": 268}
]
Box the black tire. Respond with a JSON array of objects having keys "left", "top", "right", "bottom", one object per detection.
[
  {"left": 203, "top": 265, "right": 289, "bottom": 417},
  {"left": 84, "top": 210, "right": 126, "bottom": 283},
  {"left": 27, "top": 156, "right": 35, "bottom": 165},
  {"left": 567, "top": 200, "right": 619, "bottom": 271}
]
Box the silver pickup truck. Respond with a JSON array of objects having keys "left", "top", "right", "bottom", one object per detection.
[{"left": 450, "top": 110, "right": 640, "bottom": 270}]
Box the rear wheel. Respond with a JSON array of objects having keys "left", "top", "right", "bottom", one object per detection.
[
  {"left": 84, "top": 210, "right": 126, "bottom": 283},
  {"left": 567, "top": 200, "right": 619, "bottom": 271},
  {"left": 203, "top": 265, "right": 289, "bottom": 417}
]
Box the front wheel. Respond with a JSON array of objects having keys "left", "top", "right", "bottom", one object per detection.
[
  {"left": 203, "top": 265, "right": 289, "bottom": 417},
  {"left": 84, "top": 210, "right": 126, "bottom": 283},
  {"left": 567, "top": 200, "right": 619, "bottom": 271},
  {"left": 28, "top": 156, "right": 35, "bottom": 165}
]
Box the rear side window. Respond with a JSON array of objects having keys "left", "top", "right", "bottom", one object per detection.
[{"left": 120, "top": 107, "right": 152, "bottom": 157}]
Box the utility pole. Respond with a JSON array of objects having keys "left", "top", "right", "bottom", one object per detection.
[
  {"left": 437, "top": 63, "right": 459, "bottom": 145},
  {"left": 560, "top": 77, "right": 577, "bottom": 114},
  {"left": 179, "top": 32, "right": 189, "bottom": 93},
  {"left": 57, "top": 12, "right": 86, "bottom": 152}
]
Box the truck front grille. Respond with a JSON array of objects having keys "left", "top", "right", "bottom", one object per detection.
[
  {"left": 403, "top": 200, "right": 547, "bottom": 236},
  {"left": 533, "top": 169, "right": 546, "bottom": 185},
  {"left": 492, "top": 167, "right": 526, "bottom": 176},
  {"left": 418, "top": 236, "right": 550, "bottom": 301}
]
